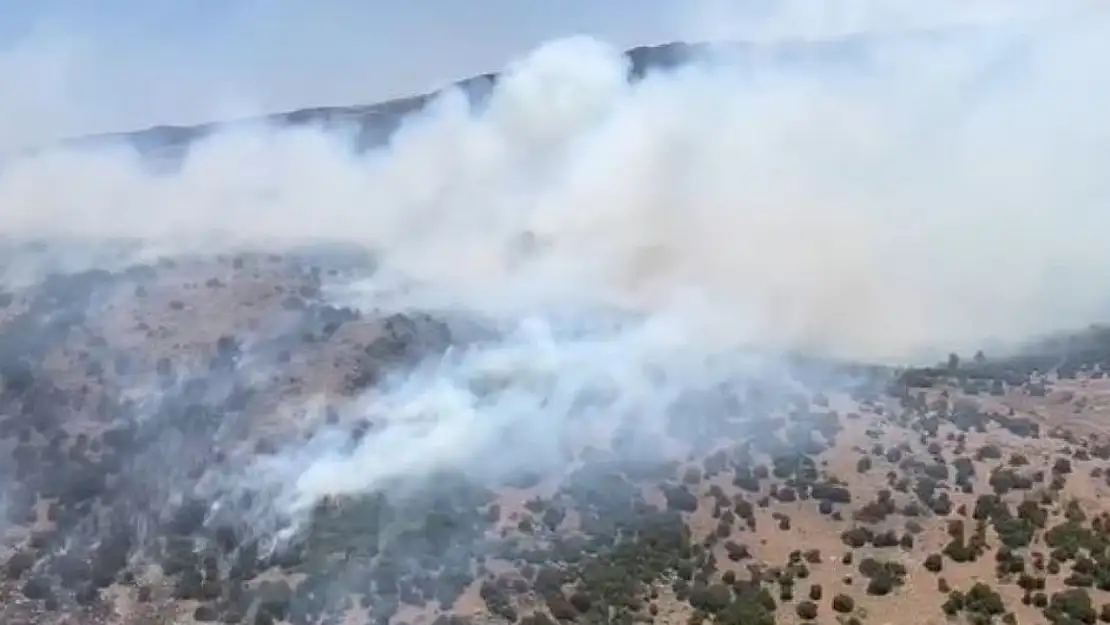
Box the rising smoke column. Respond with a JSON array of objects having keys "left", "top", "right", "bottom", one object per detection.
[{"left": 1, "top": 14, "right": 1110, "bottom": 528}]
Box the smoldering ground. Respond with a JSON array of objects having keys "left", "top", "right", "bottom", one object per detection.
[{"left": 0, "top": 7, "right": 1108, "bottom": 624}]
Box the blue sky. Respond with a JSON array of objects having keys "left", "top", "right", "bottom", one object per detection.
[
  {"left": 0, "top": 0, "right": 1066, "bottom": 143},
  {"left": 0, "top": 0, "right": 690, "bottom": 140}
]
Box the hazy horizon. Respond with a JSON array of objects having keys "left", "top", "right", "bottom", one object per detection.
[{"left": 1, "top": 0, "right": 1081, "bottom": 147}]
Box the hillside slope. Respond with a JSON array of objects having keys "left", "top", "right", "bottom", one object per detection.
[{"left": 3, "top": 29, "right": 1110, "bottom": 625}]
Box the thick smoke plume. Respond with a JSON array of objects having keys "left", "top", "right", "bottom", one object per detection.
[{"left": 2, "top": 7, "right": 1110, "bottom": 534}]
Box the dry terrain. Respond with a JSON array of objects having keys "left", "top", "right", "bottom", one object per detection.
[{"left": 0, "top": 241, "right": 1108, "bottom": 625}]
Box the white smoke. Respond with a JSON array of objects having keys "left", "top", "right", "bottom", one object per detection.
[{"left": 3, "top": 7, "right": 1110, "bottom": 522}]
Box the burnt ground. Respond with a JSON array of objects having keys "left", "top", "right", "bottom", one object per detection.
[{"left": 1, "top": 242, "right": 1110, "bottom": 625}]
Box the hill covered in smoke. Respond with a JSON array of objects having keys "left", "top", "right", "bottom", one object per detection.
[
  {"left": 58, "top": 24, "right": 1020, "bottom": 158},
  {"left": 1, "top": 19, "right": 1110, "bottom": 625},
  {"left": 52, "top": 41, "right": 698, "bottom": 159},
  {"left": 6, "top": 19, "right": 1105, "bottom": 363}
]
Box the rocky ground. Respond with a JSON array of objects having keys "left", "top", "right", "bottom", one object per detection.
[{"left": 0, "top": 240, "right": 1109, "bottom": 625}]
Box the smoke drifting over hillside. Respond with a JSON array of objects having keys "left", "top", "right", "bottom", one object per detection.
[
  {"left": 4, "top": 17, "right": 1109, "bottom": 363},
  {"left": 1, "top": 5, "right": 1109, "bottom": 550}
]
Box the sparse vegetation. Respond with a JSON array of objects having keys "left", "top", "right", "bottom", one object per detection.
[{"left": 0, "top": 209, "right": 1107, "bottom": 625}]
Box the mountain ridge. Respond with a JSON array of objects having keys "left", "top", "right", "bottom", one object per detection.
[
  {"left": 61, "top": 41, "right": 704, "bottom": 157},
  {"left": 59, "top": 24, "right": 1023, "bottom": 156}
]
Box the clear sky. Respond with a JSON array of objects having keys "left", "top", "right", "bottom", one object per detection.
[{"left": 0, "top": 0, "right": 1071, "bottom": 144}]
